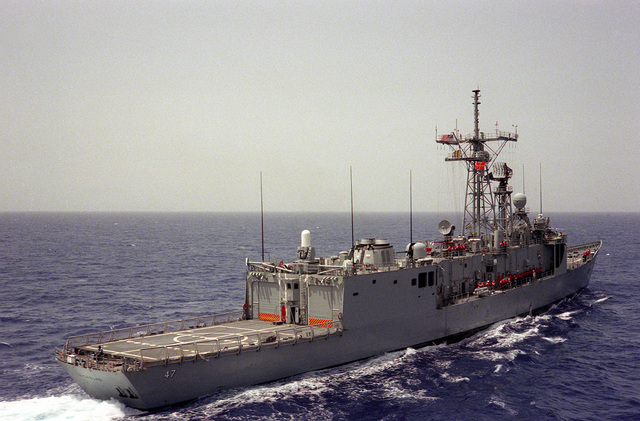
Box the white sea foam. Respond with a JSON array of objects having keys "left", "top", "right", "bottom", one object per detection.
[
  {"left": 334, "top": 347, "right": 415, "bottom": 378},
  {"left": 536, "top": 314, "right": 553, "bottom": 322},
  {"left": 197, "top": 377, "right": 333, "bottom": 419},
  {"left": 501, "top": 326, "right": 540, "bottom": 347},
  {"left": 542, "top": 336, "right": 567, "bottom": 344},
  {"left": 488, "top": 395, "right": 517, "bottom": 415},
  {"left": 381, "top": 379, "right": 439, "bottom": 402},
  {"left": 403, "top": 347, "right": 417, "bottom": 357},
  {"left": 474, "top": 320, "right": 541, "bottom": 348},
  {"left": 216, "top": 376, "right": 331, "bottom": 406},
  {"left": 0, "top": 395, "right": 141, "bottom": 421},
  {"left": 440, "top": 372, "right": 470, "bottom": 383},
  {"left": 434, "top": 359, "right": 453, "bottom": 370},
  {"left": 473, "top": 348, "right": 526, "bottom": 362},
  {"left": 556, "top": 310, "right": 579, "bottom": 321},
  {"left": 592, "top": 296, "right": 610, "bottom": 304}
]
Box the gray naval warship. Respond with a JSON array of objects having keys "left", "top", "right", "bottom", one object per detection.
[{"left": 56, "top": 90, "right": 602, "bottom": 410}]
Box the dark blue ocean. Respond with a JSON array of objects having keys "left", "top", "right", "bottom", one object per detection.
[{"left": 1, "top": 212, "right": 638, "bottom": 420}]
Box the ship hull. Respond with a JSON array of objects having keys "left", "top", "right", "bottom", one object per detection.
[{"left": 60, "top": 255, "right": 597, "bottom": 410}]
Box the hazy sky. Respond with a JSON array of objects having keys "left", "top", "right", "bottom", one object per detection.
[{"left": 2, "top": 1, "right": 639, "bottom": 213}]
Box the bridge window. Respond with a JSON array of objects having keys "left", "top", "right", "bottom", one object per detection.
[{"left": 428, "top": 272, "right": 435, "bottom": 287}]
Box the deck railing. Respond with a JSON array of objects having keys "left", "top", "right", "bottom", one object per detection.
[{"left": 567, "top": 240, "right": 602, "bottom": 270}]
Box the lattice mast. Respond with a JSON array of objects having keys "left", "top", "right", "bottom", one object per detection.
[{"left": 436, "top": 90, "right": 518, "bottom": 240}]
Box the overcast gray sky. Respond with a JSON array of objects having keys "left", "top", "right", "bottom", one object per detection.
[{"left": 2, "top": 1, "right": 639, "bottom": 213}]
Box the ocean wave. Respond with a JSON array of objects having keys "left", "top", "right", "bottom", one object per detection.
[
  {"left": 487, "top": 395, "right": 518, "bottom": 416},
  {"left": 555, "top": 310, "right": 580, "bottom": 321},
  {"left": 468, "top": 318, "right": 541, "bottom": 349},
  {"left": 472, "top": 348, "right": 527, "bottom": 362},
  {"left": 542, "top": 336, "right": 567, "bottom": 344},
  {"left": 591, "top": 296, "right": 610, "bottom": 305},
  {"left": 439, "top": 372, "right": 470, "bottom": 383},
  {"left": 380, "top": 379, "right": 440, "bottom": 402}
]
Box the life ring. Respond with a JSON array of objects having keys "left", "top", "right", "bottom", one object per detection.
[
  {"left": 337, "top": 312, "right": 342, "bottom": 320},
  {"left": 110, "top": 362, "right": 115, "bottom": 369},
  {"left": 243, "top": 302, "right": 248, "bottom": 311}
]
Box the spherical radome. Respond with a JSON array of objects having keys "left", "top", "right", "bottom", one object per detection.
[{"left": 513, "top": 193, "right": 527, "bottom": 209}]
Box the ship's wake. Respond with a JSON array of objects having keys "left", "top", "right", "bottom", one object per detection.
[
  {"left": 0, "top": 394, "right": 141, "bottom": 421},
  {"left": 0, "top": 380, "right": 142, "bottom": 421}
]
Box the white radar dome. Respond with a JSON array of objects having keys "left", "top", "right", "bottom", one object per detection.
[
  {"left": 513, "top": 193, "right": 527, "bottom": 209},
  {"left": 301, "top": 230, "right": 311, "bottom": 247}
]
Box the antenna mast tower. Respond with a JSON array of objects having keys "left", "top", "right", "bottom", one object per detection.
[{"left": 436, "top": 90, "right": 518, "bottom": 239}]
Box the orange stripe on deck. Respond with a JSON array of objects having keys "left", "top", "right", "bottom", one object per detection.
[
  {"left": 259, "top": 313, "right": 281, "bottom": 322},
  {"left": 309, "top": 318, "right": 333, "bottom": 328}
]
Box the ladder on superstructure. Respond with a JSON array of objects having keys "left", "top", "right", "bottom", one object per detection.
[{"left": 300, "top": 283, "right": 309, "bottom": 325}]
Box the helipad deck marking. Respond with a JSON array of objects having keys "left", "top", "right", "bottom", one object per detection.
[{"left": 78, "top": 320, "right": 334, "bottom": 361}]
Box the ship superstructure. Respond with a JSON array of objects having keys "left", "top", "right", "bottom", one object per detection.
[{"left": 57, "top": 91, "right": 601, "bottom": 410}]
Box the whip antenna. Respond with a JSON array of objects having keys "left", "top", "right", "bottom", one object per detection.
[
  {"left": 539, "top": 163, "right": 543, "bottom": 214},
  {"left": 350, "top": 166, "right": 355, "bottom": 249},
  {"left": 410, "top": 169, "right": 413, "bottom": 244},
  {"left": 260, "top": 171, "right": 265, "bottom": 262}
]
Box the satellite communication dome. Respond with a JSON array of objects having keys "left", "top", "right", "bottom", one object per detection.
[{"left": 513, "top": 193, "right": 527, "bottom": 209}]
